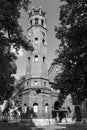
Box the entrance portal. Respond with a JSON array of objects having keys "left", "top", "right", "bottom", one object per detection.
[
  {"left": 52, "top": 101, "right": 59, "bottom": 118},
  {"left": 54, "top": 101, "right": 59, "bottom": 110}
]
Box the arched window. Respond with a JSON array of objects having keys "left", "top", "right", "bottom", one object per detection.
[
  {"left": 34, "top": 55, "right": 38, "bottom": 62},
  {"left": 41, "top": 19, "right": 44, "bottom": 26},
  {"left": 44, "top": 82, "right": 46, "bottom": 86},
  {"left": 35, "top": 81, "right": 38, "bottom": 86},
  {"left": 35, "top": 37, "right": 38, "bottom": 41},
  {"left": 42, "top": 39, "right": 45, "bottom": 45},
  {"left": 28, "top": 57, "right": 30, "bottom": 62},
  {"left": 45, "top": 103, "right": 48, "bottom": 113},
  {"left": 27, "top": 82, "right": 28, "bottom": 86},
  {"left": 43, "top": 56, "right": 45, "bottom": 63},
  {"left": 42, "top": 32, "right": 45, "bottom": 37},
  {"left": 30, "top": 20, "right": 32, "bottom": 26},
  {"left": 35, "top": 18, "right": 38, "bottom": 25},
  {"left": 24, "top": 103, "right": 27, "bottom": 113},
  {"left": 33, "top": 103, "right": 38, "bottom": 113}
]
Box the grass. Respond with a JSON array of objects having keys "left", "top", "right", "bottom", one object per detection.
[
  {"left": 0, "top": 122, "right": 31, "bottom": 130},
  {"left": 0, "top": 122, "right": 43, "bottom": 130},
  {"left": 0, "top": 122, "right": 87, "bottom": 130},
  {"left": 60, "top": 123, "right": 87, "bottom": 130}
]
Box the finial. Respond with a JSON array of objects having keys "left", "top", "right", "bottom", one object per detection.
[
  {"left": 39, "top": 6, "right": 41, "bottom": 9},
  {"left": 39, "top": 6, "right": 41, "bottom": 14},
  {"left": 32, "top": 6, "right": 35, "bottom": 15},
  {"left": 28, "top": 6, "right": 46, "bottom": 18}
]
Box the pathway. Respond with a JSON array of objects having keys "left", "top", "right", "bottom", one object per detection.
[{"left": 37, "top": 124, "right": 67, "bottom": 130}]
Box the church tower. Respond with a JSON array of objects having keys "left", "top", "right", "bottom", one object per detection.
[
  {"left": 22, "top": 7, "right": 52, "bottom": 119},
  {"left": 26, "top": 6, "right": 48, "bottom": 88}
]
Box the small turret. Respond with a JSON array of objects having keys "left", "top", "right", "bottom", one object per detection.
[{"left": 28, "top": 6, "right": 46, "bottom": 29}]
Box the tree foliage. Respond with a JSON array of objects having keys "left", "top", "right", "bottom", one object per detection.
[
  {"left": 0, "top": 0, "right": 33, "bottom": 101},
  {"left": 12, "top": 75, "right": 25, "bottom": 106},
  {"left": 53, "top": 0, "right": 87, "bottom": 105}
]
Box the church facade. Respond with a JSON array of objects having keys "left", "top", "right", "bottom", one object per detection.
[{"left": 22, "top": 7, "right": 59, "bottom": 121}]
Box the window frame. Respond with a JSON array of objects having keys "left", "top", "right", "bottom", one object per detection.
[
  {"left": 34, "top": 55, "right": 38, "bottom": 62},
  {"left": 35, "top": 18, "right": 38, "bottom": 25}
]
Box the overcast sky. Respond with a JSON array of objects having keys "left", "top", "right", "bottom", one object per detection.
[{"left": 16, "top": 0, "right": 61, "bottom": 79}]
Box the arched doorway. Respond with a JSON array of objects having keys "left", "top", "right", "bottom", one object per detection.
[
  {"left": 52, "top": 101, "right": 59, "bottom": 118},
  {"left": 54, "top": 101, "right": 59, "bottom": 110}
]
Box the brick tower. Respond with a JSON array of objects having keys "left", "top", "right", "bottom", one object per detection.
[{"left": 22, "top": 7, "right": 52, "bottom": 119}]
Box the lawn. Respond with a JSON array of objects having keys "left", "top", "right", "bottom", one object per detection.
[
  {"left": 61, "top": 123, "right": 87, "bottom": 130},
  {"left": 0, "top": 122, "right": 87, "bottom": 130},
  {"left": 0, "top": 122, "right": 31, "bottom": 130},
  {"left": 0, "top": 122, "right": 43, "bottom": 130}
]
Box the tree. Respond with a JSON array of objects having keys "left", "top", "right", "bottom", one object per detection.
[
  {"left": 12, "top": 75, "right": 25, "bottom": 106},
  {"left": 53, "top": 0, "right": 87, "bottom": 105},
  {"left": 0, "top": 0, "right": 33, "bottom": 101}
]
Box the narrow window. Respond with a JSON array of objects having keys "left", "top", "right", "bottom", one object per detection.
[
  {"left": 28, "top": 57, "right": 30, "bottom": 62},
  {"left": 41, "top": 19, "right": 44, "bottom": 26},
  {"left": 27, "top": 82, "right": 28, "bottom": 86},
  {"left": 24, "top": 103, "right": 27, "bottom": 113},
  {"left": 35, "top": 55, "right": 38, "bottom": 62},
  {"left": 30, "top": 20, "right": 32, "bottom": 26},
  {"left": 43, "top": 56, "right": 45, "bottom": 63},
  {"left": 33, "top": 103, "right": 38, "bottom": 113},
  {"left": 42, "top": 32, "right": 45, "bottom": 37},
  {"left": 35, "top": 18, "right": 38, "bottom": 25},
  {"left": 35, "top": 81, "right": 37, "bottom": 86},
  {"left": 45, "top": 103, "right": 48, "bottom": 113},
  {"left": 42, "top": 39, "right": 45, "bottom": 45},
  {"left": 44, "top": 82, "right": 46, "bottom": 86}
]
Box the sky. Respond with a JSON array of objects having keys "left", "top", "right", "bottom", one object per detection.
[{"left": 16, "top": 0, "right": 61, "bottom": 79}]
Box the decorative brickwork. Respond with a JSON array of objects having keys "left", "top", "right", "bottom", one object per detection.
[{"left": 22, "top": 7, "right": 59, "bottom": 119}]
